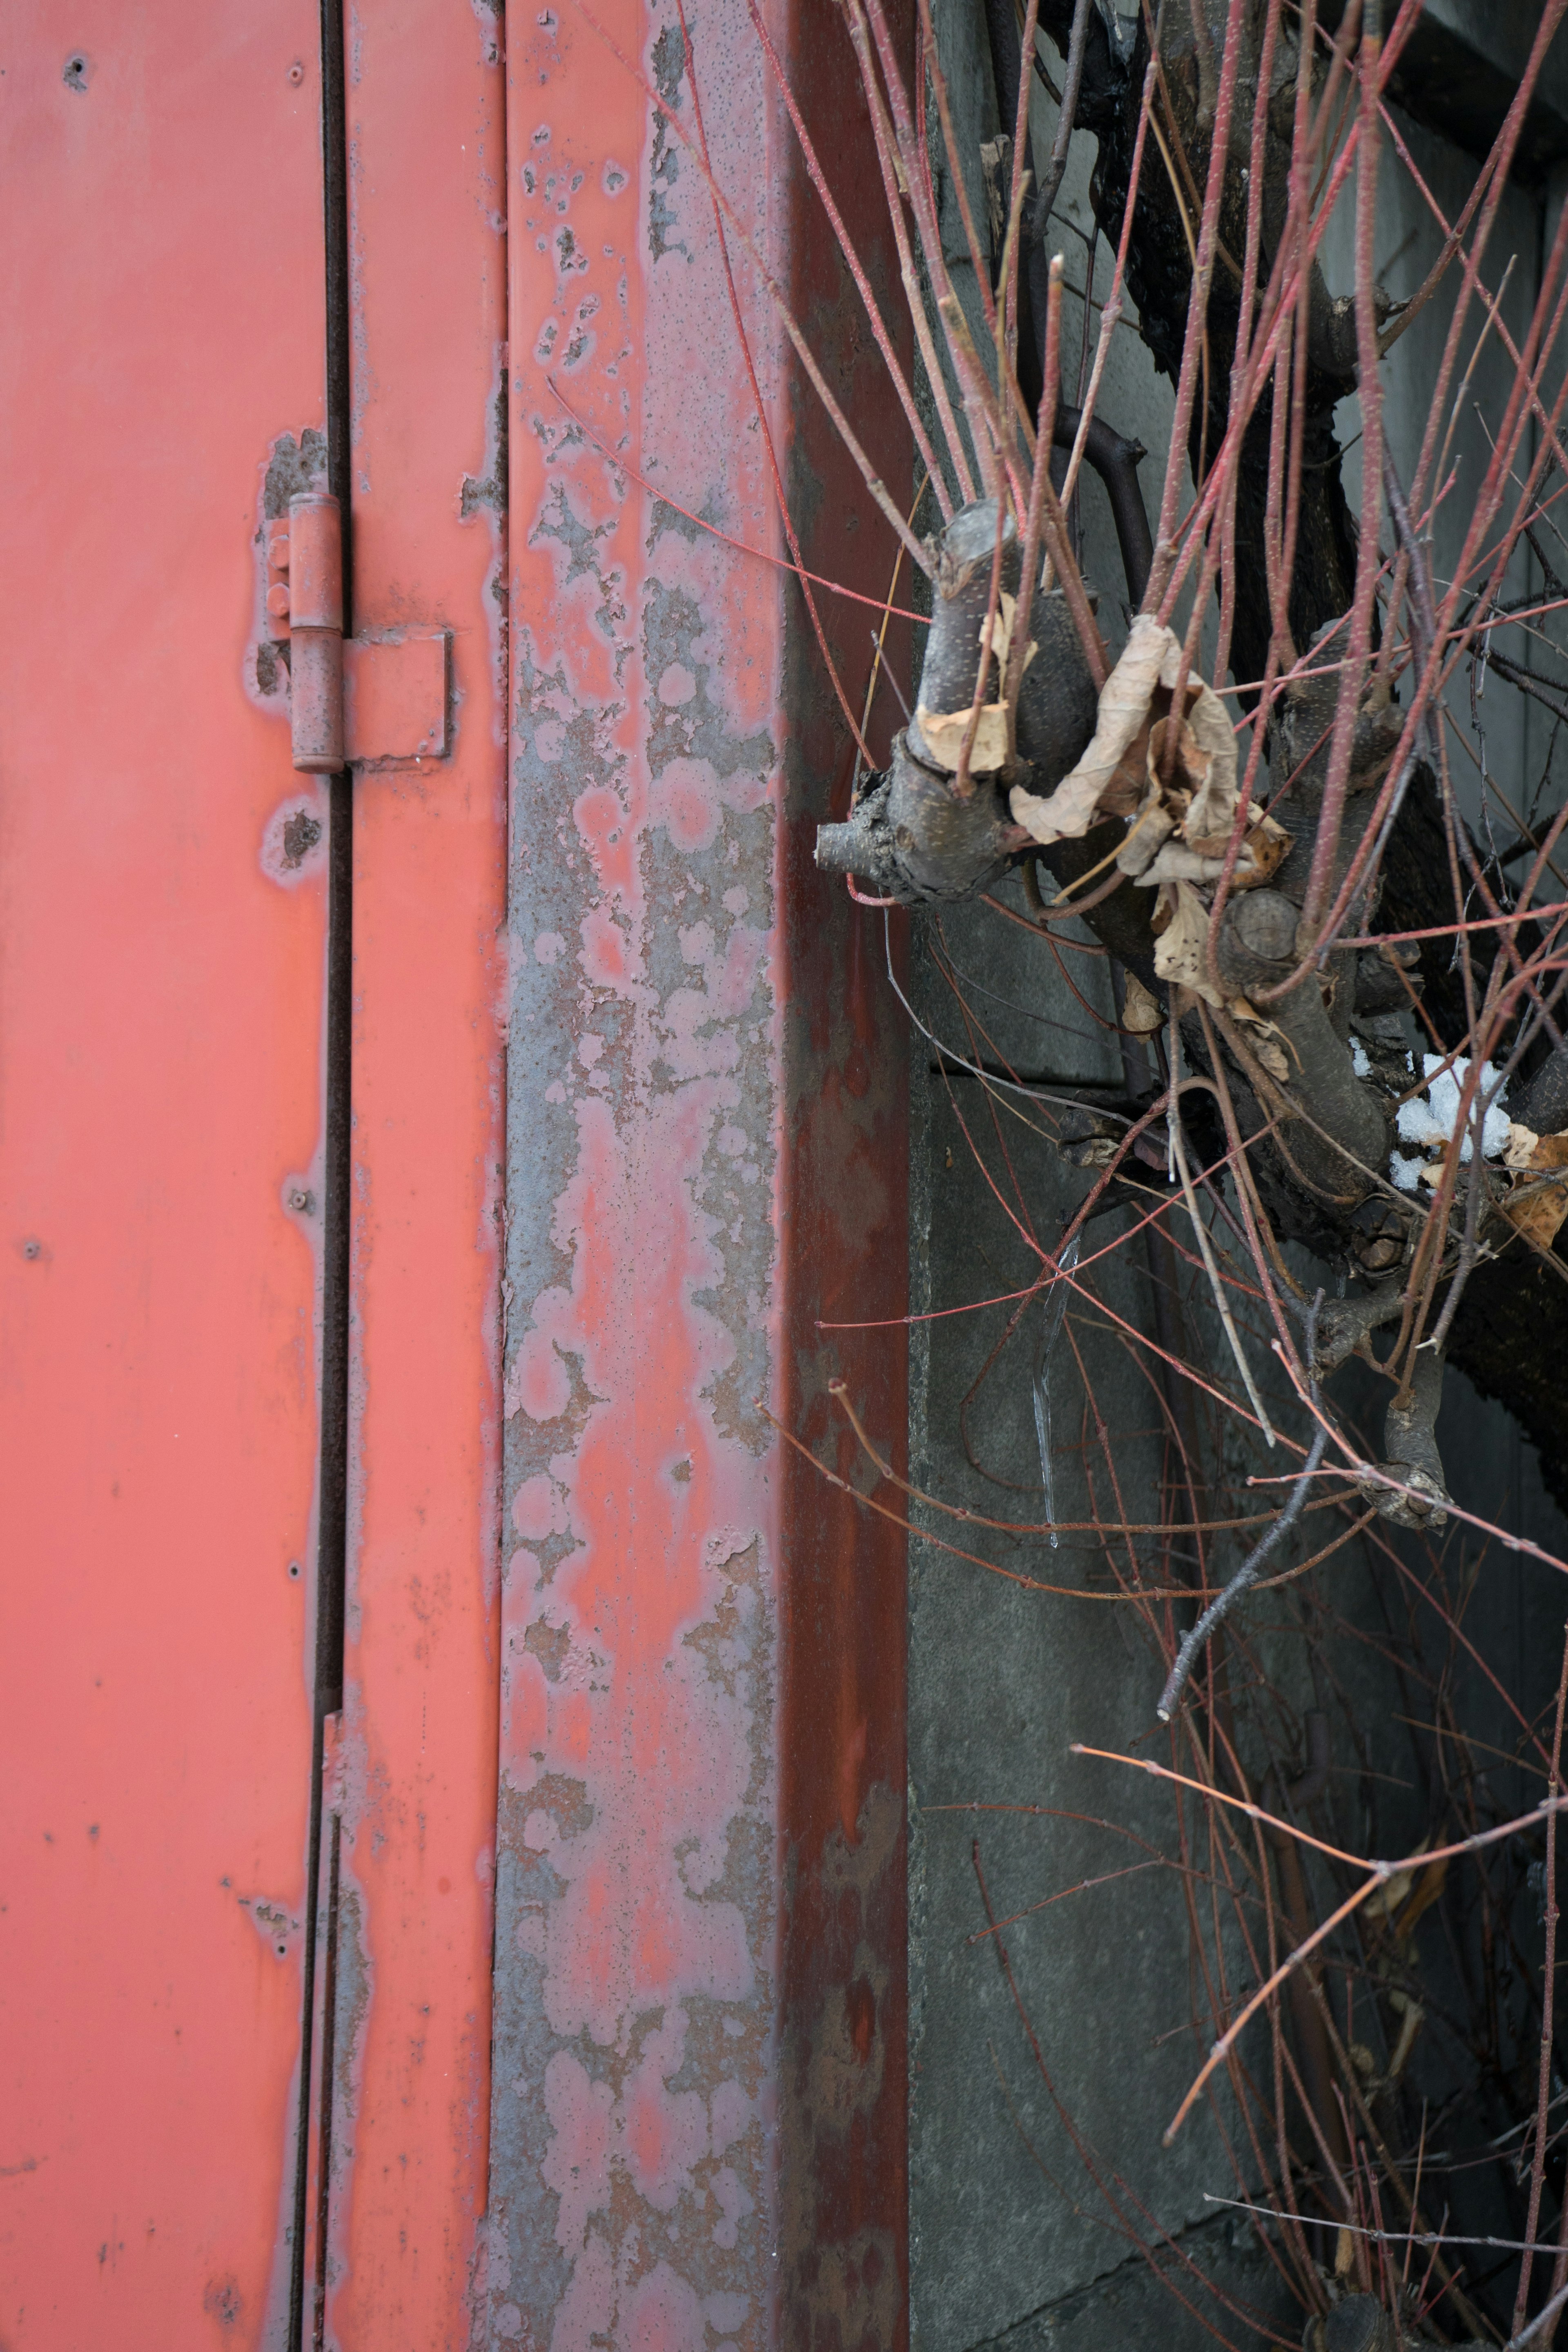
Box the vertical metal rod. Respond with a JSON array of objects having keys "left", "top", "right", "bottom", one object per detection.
[
  {"left": 289, "top": 0, "right": 353, "bottom": 2337},
  {"left": 314, "top": 0, "right": 353, "bottom": 1728}
]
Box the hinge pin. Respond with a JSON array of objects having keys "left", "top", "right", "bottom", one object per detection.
[{"left": 286, "top": 491, "right": 344, "bottom": 773}]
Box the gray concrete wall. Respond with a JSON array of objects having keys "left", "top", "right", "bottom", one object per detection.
[{"left": 907, "top": 13, "right": 1568, "bottom": 2348}]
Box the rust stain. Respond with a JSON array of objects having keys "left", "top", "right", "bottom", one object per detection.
[
  {"left": 201, "top": 2274, "right": 244, "bottom": 2330},
  {"left": 259, "top": 785, "right": 330, "bottom": 888},
  {"left": 783, "top": 1786, "right": 902, "bottom": 2351}
]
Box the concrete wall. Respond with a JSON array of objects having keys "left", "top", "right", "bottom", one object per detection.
[{"left": 907, "top": 13, "right": 1568, "bottom": 2348}]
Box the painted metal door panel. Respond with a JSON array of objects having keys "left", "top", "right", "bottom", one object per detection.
[
  {"left": 486, "top": 2, "right": 910, "bottom": 2344},
  {"left": 313, "top": 7, "right": 508, "bottom": 2344},
  {"left": 0, "top": 6, "right": 328, "bottom": 2343}
]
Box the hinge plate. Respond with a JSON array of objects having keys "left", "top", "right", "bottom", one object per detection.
[{"left": 343, "top": 631, "right": 449, "bottom": 767}]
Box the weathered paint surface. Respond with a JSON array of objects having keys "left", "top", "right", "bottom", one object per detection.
[
  {"left": 487, "top": 0, "right": 910, "bottom": 2342},
  {"left": 319, "top": 4, "right": 508, "bottom": 2343},
  {"left": 0, "top": 5, "right": 327, "bottom": 2342}
]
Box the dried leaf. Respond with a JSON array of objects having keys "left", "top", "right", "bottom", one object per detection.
[
  {"left": 1007, "top": 621, "right": 1288, "bottom": 1053},
  {"left": 1219, "top": 809, "right": 1290, "bottom": 887},
  {"left": 1123, "top": 972, "right": 1163, "bottom": 1034},
  {"left": 1139, "top": 842, "right": 1231, "bottom": 886},
  {"left": 1365, "top": 1838, "right": 1430, "bottom": 1921},
  {"left": 1229, "top": 996, "right": 1292, "bottom": 1081},
  {"left": 1394, "top": 1855, "right": 1448, "bottom": 1943},
  {"left": 1247, "top": 811, "right": 1290, "bottom": 882},
  {"left": 1009, "top": 612, "right": 1173, "bottom": 844},
  {"left": 1365, "top": 1869, "right": 1414, "bottom": 1920},
  {"left": 1176, "top": 672, "right": 1238, "bottom": 841},
  {"left": 1147, "top": 711, "right": 1203, "bottom": 797},
  {"left": 1387, "top": 1998, "right": 1424, "bottom": 2081},
  {"left": 1144, "top": 695, "right": 1281, "bottom": 886},
  {"left": 914, "top": 592, "right": 1035, "bottom": 777},
  {"left": 1092, "top": 720, "right": 1153, "bottom": 818},
  {"left": 1151, "top": 878, "right": 1225, "bottom": 1007},
  {"left": 1185, "top": 811, "right": 1289, "bottom": 869},
  {"left": 1066, "top": 1135, "right": 1121, "bottom": 1169},
  {"left": 915, "top": 699, "right": 1011, "bottom": 775},
  {"left": 981, "top": 589, "right": 1017, "bottom": 675},
  {"left": 1503, "top": 1128, "right": 1568, "bottom": 1248},
  {"left": 1115, "top": 795, "right": 1177, "bottom": 878},
  {"left": 1508, "top": 1126, "right": 1568, "bottom": 1173}
]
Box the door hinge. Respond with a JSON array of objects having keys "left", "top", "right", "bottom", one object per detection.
[{"left": 266, "top": 492, "right": 449, "bottom": 773}]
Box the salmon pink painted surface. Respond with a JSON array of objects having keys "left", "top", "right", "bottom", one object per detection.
[
  {"left": 318, "top": 4, "right": 508, "bottom": 2343},
  {"left": 0, "top": 5, "right": 327, "bottom": 2342},
  {"left": 483, "top": 1, "right": 910, "bottom": 2343}
]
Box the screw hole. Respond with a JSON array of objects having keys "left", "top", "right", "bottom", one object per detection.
[
  {"left": 287, "top": 59, "right": 304, "bottom": 83},
  {"left": 63, "top": 53, "right": 89, "bottom": 89},
  {"left": 288, "top": 1561, "right": 302, "bottom": 1580},
  {"left": 22, "top": 1239, "right": 41, "bottom": 1260}
]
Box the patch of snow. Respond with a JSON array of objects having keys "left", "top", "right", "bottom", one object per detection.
[{"left": 1395, "top": 1055, "right": 1510, "bottom": 1164}]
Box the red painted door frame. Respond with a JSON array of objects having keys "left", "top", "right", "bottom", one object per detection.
[
  {"left": 2, "top": 4, "right": 511, "bottom": 2343},
  {"left": 484, "top": 1, "right": 911, "bottom": 2344}
]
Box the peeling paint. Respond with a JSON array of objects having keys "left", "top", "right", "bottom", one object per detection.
[
  {"left": 494, "top": 6, "right": 777, "bottom": 2336},
  {"left": 492, "top": 0, "right": 911, "bottom": 2343}
]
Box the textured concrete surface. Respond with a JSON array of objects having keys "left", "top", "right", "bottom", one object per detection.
[{"left": 968, "top": 2213, "right": 1296, "bottom": 2352}]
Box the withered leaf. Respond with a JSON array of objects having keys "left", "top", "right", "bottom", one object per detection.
[
  {"left": 915, "top": 700, "right": 1010, "bottom": 773},
  {"left": 1123, "top": 971, "right": 1163, "bottom": 1034},
  {"left": 913, "top": 592, "right": 1035, "bottom": 777},
  {"left": 1009, "top": 612, "right": 1174, "bottom": 845},
  {"left": 1502, "top": 1128, "right": 1568, "bottom": 1250},
  {"left": 1151, "top": 878, "right": 1225, "bottom": 1008},
  {"left": 1115, "top": 795, "right": 1177, "bottom": 878},
  {"left": 1229, "top": 995, "right": 1292, "bottom": 1081}
]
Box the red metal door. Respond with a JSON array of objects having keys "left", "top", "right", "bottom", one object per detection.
[
  {"left": 1, "top": 6, "right": 507, "bottom": 2347},
  {"left": 0, "top": 4, "right": 330, "bottom": 2339}
]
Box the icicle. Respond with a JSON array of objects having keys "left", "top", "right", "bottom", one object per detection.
[{"left": 1032, "top": 1234, "right": 1080, "bottom": 1548}]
